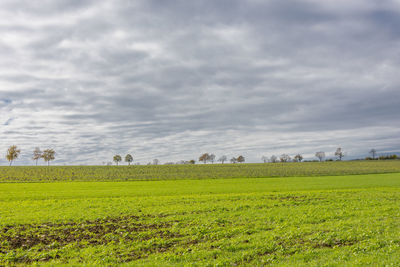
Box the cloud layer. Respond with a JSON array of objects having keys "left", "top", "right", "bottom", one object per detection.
[{"left": 0, "top": 0, "right": 399, "bottom": 165}]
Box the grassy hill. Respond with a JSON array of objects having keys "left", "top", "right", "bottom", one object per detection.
[{"left": 1, "top": 173, "right": 400, "bottom": 265}]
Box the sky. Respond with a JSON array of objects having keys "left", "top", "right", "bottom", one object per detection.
[{"left": 0, "top": 0, "right": 399, "bottom": 165}]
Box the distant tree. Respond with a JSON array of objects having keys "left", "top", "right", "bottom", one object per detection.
[
  {"left": 6, "top": 145, "right": 21, "bottom": 166},
  {"left": 42, "top": 149, "right": 56, "bottom": 166},
  {"left": 335, "top": 148, "right": 344, "bottom": 161},
  {"left": 153, "top": 159, "right": 159, "bottom": 165},
  {"left": 218, "top": 155, "right": 227, "bottom": 164},
  {"left": 315, "top": 151, "right": 325, "bottom": 162},
  {"left": 369, "top": 149, "right": 377, "bottom": 160},
  {"left": 113, "top": 155, "right": 122, "bottom": 165},
  {"left": 294, "top": 154, "right": 303, "bottom": 162},
  {"left": 230, "top": 157, "right": 237, "bottom": 163},
  {"left": 237, "top": 155, "right": 245, "bottom": 163},
  {"left": 209, "top": 154, "right": 216, "bottom": 164},
  {"left": 199, "top": 153, "right": 210, "bottom": 164},
  {"left": 261, "top": 156, "right": 268, "bottom": 163},
  {"left": 125, "top": 154, "right": 133, "bottom": 165},
  {"left": 378, "top": 154, "right": 398, "bottom": 160},
  {"left": 280, "top": 154, "right": 291, "bottom": 162},
  {"left": 189, "top": 159, "right": 196, "bottom": 164},
  {"left": 270, "top": 155, "right": 278, "bottom": 163},
  {"left": 32, "top": 147, "right": 42, "bottom": 166}
]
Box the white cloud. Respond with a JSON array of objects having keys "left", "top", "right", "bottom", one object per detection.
[{"left": 0, "top": 0, "right": 399, "bottom": 165}]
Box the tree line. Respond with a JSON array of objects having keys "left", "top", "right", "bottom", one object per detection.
[
  {"left": 109, "top": 147, "right": 398, "bottom": 166},
  {"left": 112, "top": 154, "right": 134, "bottom": 166},
  {"left": 261, "top": 148, "right": 346, "bottom": 163},
  {"left": 110, "top": 153, "right": 246, "bottom": 166},
  {"left": 198, "top": 153, "right": 245, "bottom": 164},
  {"left": 261, "top": 148, "right": 395, "bottom": 163},
  {"left": 4, "top": 145, "right": 56, "bottom": 166},
  {"left": 3, "top": 145, "right": 395, "bottom": 166}
]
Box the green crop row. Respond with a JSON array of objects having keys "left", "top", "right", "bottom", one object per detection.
[{"left": 0, "top": 160, "right": 399, "bottom": 182}]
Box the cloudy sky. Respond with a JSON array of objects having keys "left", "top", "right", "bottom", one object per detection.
[{"left": 0, "top": 0, "right": 399, "bottom": 165}]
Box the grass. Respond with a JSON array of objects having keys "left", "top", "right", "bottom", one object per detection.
[
  {"left": 0, "top": 160, "right": 399, "bottom": 182},
  {"left": 1, "top": 172, "right": 400, "bottom": 265}
]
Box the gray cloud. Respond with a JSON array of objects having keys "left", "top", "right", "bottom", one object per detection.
[{"left": 0, "top": 0, "right": 399, "bottom": 165}]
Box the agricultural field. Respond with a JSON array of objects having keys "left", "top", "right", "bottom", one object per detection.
[
  {"left": 1, "top": 164, "right": 400, "bottom": 265},
  {"left": 0, "top": 160, "right": 400, "bottom": 182}
]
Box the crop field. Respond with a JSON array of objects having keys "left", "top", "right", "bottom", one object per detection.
[
  {"left": 1, "top": 164, "right": 400, "bottom": 265},
  {"left": 0, "top": 160, "right": 400, "bottom": 182}
]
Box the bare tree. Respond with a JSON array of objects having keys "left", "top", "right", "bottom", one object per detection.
[
  {"left": 294, "top": 154, "right": 303, "bottom": 162},
  {"left": 209, "top": 154, "right": 216, "bottom": 164},
  {"left": 42, "top": 149, "right": 56, "bottom": 166},
  {"left": 369, "top": 149, "right": 377, "bottom": 160},
  {"left": 230, "top": 157, "right": 237, "bottom": 163},
  {"left": 6, "top": 145, "right": 21, "bottom": 166},
  {"left": 261, "top": 156, "right": 268, "bottom": 163},
  {"left": 270, "top": 155, "right": 278, "bottom": 163},
  {"left": 315, "top": 151, "right": 325, "bottom": 162},
  {"left": 218, "top": 155, "right": 227, "bottom": 164},
  {"left": 153, "top": 159, "right": 159, "bottom": 165},
  {"left": 113, "top": 155, "right": 122, "bottom": 165},
  {"left": 32, "top": 147, "right": 42, "bottom": 166},
  {"left": 125, "top": 154, "right": 133, "bottom": 165},
  {"left": 199, "top": 153, "right": 210, "bottom": 164},
  {"left": 335, "top": 148, "right": 344, "bottom": 161},
  {"left": 237, "top": 155, "right": 245, "bottom": 163},
  {"left": 280, "top": 154, "right": 291, "bottom": 162}
]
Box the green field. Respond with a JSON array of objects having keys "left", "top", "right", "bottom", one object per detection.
[
  {"left": 1, "top": 163, "right": 400, "bottom": 266},
  {"left": 1, "top": 160, "right": 400, "bottom": 182}
]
